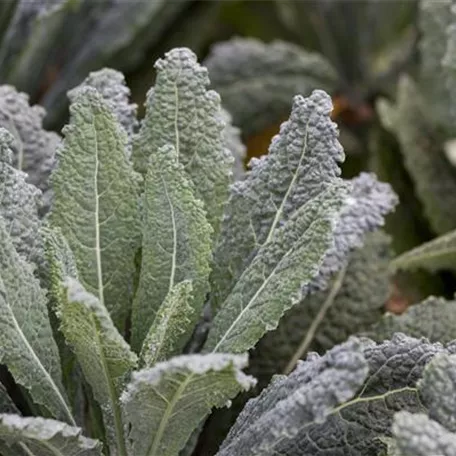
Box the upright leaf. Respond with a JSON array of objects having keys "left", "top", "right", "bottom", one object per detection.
[
  {"left": 392, "top": 412, "right": 456, "bottom": 456},
  {"left": 252, "top": 230, "right": 391, "bottom": 384},
  {"left": 121, "top": 354, "right": 256, "bottom": 456},
  {"left": 205, "top": 38, "right": 338, "bottom": 135},
  {"left": 0, "top": 85, "right": 60, "bottom": 213},
  {"left": 0, "top": 217, "right": 73, "bottom": 425},
  {"left": 378, "top": 76, "right": 456, "bottom": 235},
  {"left": 131, "top": 144, "right": 212, "bottom": 351},
  {"left": 140, "top": 281, "right": 194, "bottom": 367},
  {"left": 132, "top": 48, "right": 233, "bottom": 235},
  {"left": 0, "top": 128, "right": 42, "bottom": 265},
  {"left": 217, "top": 339, "right": 368, "bottom": 456},
  {"left": 364, "top": 296, "right": 456, "bottom": 344},
  {"left": 211, "top": 90, "right": 346, "bottom": 310},
  {"left": 221, "top": 108, "right": 246, "bottom": 181},
  {"left": 204, "top": 183, "right": 349, "bottom": 354},
  {"left": 59, "top": 278, "right": 137, "bottom": 456},
  {"left": 50, "top": 86, "right": 141, "bottom": 331},
  {"left": 392, "top": 229, "right": 456, "bottom": 273},
  {"left": 0, "top": 414, "right": 102, "bottom": 456}
]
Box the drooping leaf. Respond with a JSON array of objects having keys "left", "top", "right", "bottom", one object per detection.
[
  {"left": 59, "top": 278, "right": 137, "bottom": 456},
  {"left": 205, "top": 38, "right": 338, "bottom": 136},
  {"left": 419, "top": 353, "right": 456, "bottom": 432},
  {"left": 252, "top": 229, "right": 392, "bottom": 385},
  {"left": 68, "top": 68, "right": 138, "bottom": 156},
  {"left": 378, "top": 76, "right": 456, "bottom": 235},
  {"left": 363, "top": 296, "right": 456, "bottom": 344},
  {"left": 217, "top": 339, "right": 368, "bottom": 456},
  {"left": 0, "top": 414, "right": 102, "bottom": 456},
  {"left": 0, "top": 85, "right": 60, "bottom": 213},
  {"left": 392, "top": 412, "right": 456, "bottom": 456},
  {"left": 0, "top": 217, "right": 73, "bottom": 425},
  {"left": 140, "top": 281, "right": 194, "bottom": 367},
  {"left": 211, "top": 90, "right": 346, "bottom": 310},
  {"left": 121, "top": 354, "right": 256, "bottom": 456},
  {"left": 418, "top": 0, "right": 453, "bottom": 129},
  {"left": 392, "top": 229, "right": 456, "bottom": 273},
  {"left": 0, "top": 128, "right": 42, "bottom": 266},
  {"left": 132, "top": 47, "right": 233, "bottom": 236},
  {"left": 50, "top": 86, "right": 141, "bottom": 331},
  {"left": 131, "top": 144, "right": 212, "bottom": 351},
  {"left": 205, "top": 183, "right": 349, "bottom": 354}
]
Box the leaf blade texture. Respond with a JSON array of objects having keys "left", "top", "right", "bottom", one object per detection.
[
  {"left": 0, "top": 85, "right": 60, "bottom": 214},
  {"left": 131, "top": 144, "right": 212, "bottom": 351},
  {"left": 133, "top": 47, "right": 233, "bottom": 236},
  {"left": 205, "top": 183, "right": 349, "bottom": 354},
  {"left": 0, "top": 127, "right": 42, "bottom": 266},
  {"left": 59, "top": 278, "right": 137, "bottom": 456},
  {"left": 50, "top": 86, "right": 141, "bottom": 331},
  {"left": 211, "top": 89, "right": 346, "bottom": 310},
  {"left": 217, "top": 339, "right": 368, "bottom": 456},
  {"left": 205, "top": 38, "right": 338, "bottom": 135},
  {"left": 121, "top": 354, "right": 256, "bottom": 456},
  {"left": 392, "top": 412, "right": 456, "bottom": 456},
  {"left": 0, "top": 217, "right": 72, "bottom": 424},
  {"left": 0, "top": 413, "right": 102, "bottom": 456},
  {"left": 140, "top": 280, "right": 194, "bottom": 367}
]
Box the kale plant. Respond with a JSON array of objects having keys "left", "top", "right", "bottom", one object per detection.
[{"left": 1, "top": 46, "right": 453, "bottom": 456}]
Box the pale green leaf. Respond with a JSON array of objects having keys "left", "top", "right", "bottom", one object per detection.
[
  {"left": 140, "top": 281, "right": 194, "bottom": 367},
  {"left": 0, "top": 217, "right": 73, "bottom": 425},
  {"left": 419, "top": 353, "right": 456, "bottom": 432},
  {"left": 132, "top": 47, "right": 233, "bottom": 235},
  {"left": 131, "top": 144, "right": 212, "bottom": 351},
  {"left": 204, "top": 183, "right": 349, "bottom": 354},
  {"left": 0, "top": 85, "right": 60, "bottom": 213},
  {"left": 392, "top": 229, "right": 456, "bottom": 272},
  {"left": 0, "top": 128, "right": 42, "bottom": 265},
  {"left": 50, "top": 86, "right": 141, "bottom": 331},
  {"left": 378, "top": 76, "right": 456, "bottom": 235},
  {"left": 121, "top": 354, "right": 256, "bottom": 456},
  {"left": 211, "top": 90, "right": 346, "bottom": 310},
  {"left": 59, "top": 278, "right": 137, "bottom": 456},
  {"left": 363, "top": 296, "right": 456, "bottom": 344},
  {"left": 251, "top": 230, "right": 392, "bottom": 385},
  {"left": 217, "top": 339, "right": 368, "bottom": 456},
  {"left": 393, "top": 412, "right": 456, "bottom": 456},
  {"left": 221, "top": 108, "right": 246, "bottom": 181},
  {"left": 0, "top": 413, "right": 102, "bottom": 456},
  {"left": 205, "top": 38, "right": 338, "bottom": 135}
]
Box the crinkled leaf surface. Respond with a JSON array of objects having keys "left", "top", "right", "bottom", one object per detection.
[
  {"left": 205, "top": 183, "right": 348, "bottom": 354},
  {"left": 50, "top": 86, "right": 141, "bottom": 331},
  {"left": 205, "top": 38, "right": 338, "bottom": 135},
  {"left": 0, "top": 217, "right": 73, "bottom": 425},
  {"left": 0, "top": 413, "right": 102, "bottom": 456},
  {"left": 217, "top": 339, "right": 368, "bottom": 456},
  {"left": 257, "top": 335, "right": 447, "bottom": 456},
  {"left": 251, "top": 230, "right": 392, "bottom": 385},
  {"left": 140, "top": 281, "right": 194, "bottom": 367},
  {"left": 211, "top": 90, "right": 346, "bottom": 310},
  {"left": 131, "top": 144, "right": 212, "bottom": 351},
  {"left": 69, "top": 68, "right": 137, "bottom": 156},
  {"left": 132, "top": 47, "right": 232, "bottom": 236},
  {"left": 59, "top": 278, "right": 137, "bottom": 456},
  {"left": 419, "top": 353, "right": 456, "bottom": 432},
  {"left": 363, "top": 296, "right": 456, "bottom": 344},
  {"left": 121, "top": 354, "right": 256, "bottom": 456},
  {"left": 0, "top": 85, "right": 60, "bottom": 213},
  {"left": 0, "top": 128, "right": 42, "bottom": 265},
  {"left": 378, "top": 76, "right": 456, "bottom": 235},
  {"left": 392, "top": 229, "right": 456, "bottom": 272},
  {"left": 393, "top": 412, "right": 456, "bottom": 456},
  {"left": 221, "top": 108, "right": 246, "bottom": 181}
]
